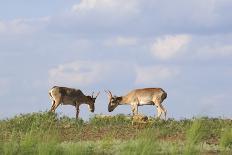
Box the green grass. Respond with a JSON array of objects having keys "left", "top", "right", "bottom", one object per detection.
[
  {"left": 220, "top": 127, "right": 232, "bottom": 151},
  {"left": 0, "top": 112, "right": 231, "bottom": 154}
]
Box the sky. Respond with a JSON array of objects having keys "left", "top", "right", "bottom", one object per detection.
[{"left": 0, "top": 0, "right": 232, "bottom": 120}]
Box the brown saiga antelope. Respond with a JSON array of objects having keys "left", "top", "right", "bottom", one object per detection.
[
  {"left": 106, "top": 88, "right": 167, "bottom": 119},
  {"left": 49, "top": 86, "right": 100, "bottom": 119}
]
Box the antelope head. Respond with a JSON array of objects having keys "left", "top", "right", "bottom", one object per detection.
[
  {"left": 105, "top": 90, "right": 122, "bottom": 112},
  {"left": 86, "top": 92, "right": 100, "bottom": 112}
]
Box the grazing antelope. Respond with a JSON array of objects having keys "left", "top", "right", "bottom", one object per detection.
[
  {"left": 49, "top": 86, "right": 100, "bottom": 119},
  {"left": 106, "top": 88, "right": 167, "bottom": 119}
]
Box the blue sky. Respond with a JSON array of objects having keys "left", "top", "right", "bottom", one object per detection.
[{"left": 0, "top": 0, "right": 232, "bottom": 120}]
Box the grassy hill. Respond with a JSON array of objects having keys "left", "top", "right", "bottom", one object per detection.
[{"left": 0, "top": 112, "right": 231, "bottom": 154}]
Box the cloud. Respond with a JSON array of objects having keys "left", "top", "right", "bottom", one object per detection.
[
  {"left": 150, "top": 34, "right": 191, "bottom": 60},
  {"left": 48, "top": 60, "right": 139, "bottom": 89},
  {"left": 72, "top": 0, "right": 98, "bottom": 11},
  {"left": 2, "top": 0, "right": 229, "bottom": 39},
  {"left": 49, "top": 61, "right": 180, "bottom": 88},
  {"left": 135, "top": 65, "right": 180, "bottom": 85},
  {"left": 67, "top": 0, "right": 232, "bottom": 36},
  {"left": 0, "top": 17, "right": 50, "bottom": 36},
  {"left": 104, "top": 36, "right": 138, "bottom": 47},
  {"left": 0, "top": 20, "right": 33, "bottom": 35},
  {"left": 48, "top": 61, "right": 111, "bottom": 86},
  {"left": 71, "top": 0, "right": 139, "bottom": 14},
  {"left": 1, "top": 0, "right": 232, "bottom": 38}
]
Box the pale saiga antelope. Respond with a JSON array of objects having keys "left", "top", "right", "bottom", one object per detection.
[
  {"left": 49, "top": 86, "right": 100, "bottom": 119},
  {"left": 106, "top": 88, "right": 167, "bottom": 119}
]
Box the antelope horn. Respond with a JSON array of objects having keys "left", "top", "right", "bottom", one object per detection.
[
  {"left": 95, "top": 91, "right": 100, "bottom": 98},
  {"left": 91, "top": 92, "right": 94, "bottom": 98},
  {"left": 104, "top": 90, "right": 112, "bottom": 98}
]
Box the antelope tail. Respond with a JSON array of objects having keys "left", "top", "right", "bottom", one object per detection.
[{"left": 161, "top": 90, "right": 167, "bottom": 101}]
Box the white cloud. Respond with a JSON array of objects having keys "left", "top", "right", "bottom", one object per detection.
[
  {"left": 0, "top": 20, "right": 32, "bottom": 35},
  {"left": 0, "top": 17, "right": 50, "bottom": 35},
  {"left": 71, "top": 0, "right": 139, "bottom": 14},
  {"left": 49, "top": 61, "right": 111, "bottom": 86},
  {"left": 151, "top": 34, "right": 191, "bottom": 60},
  {"left": 72, "top": 0, "right": 98, "bottom": 11},
  {"left": 135, "top": 65, "right": 180, "bottom": 85},
  {"left": 104, "top": 36, "right": 138, "bottom": 47}
]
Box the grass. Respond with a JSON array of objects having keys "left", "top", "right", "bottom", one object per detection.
[
  {"left": 0, "top": 112, "right": 231, "bottom": 154},
  {"left": 220, "top": 127, "right": 232, "bottom": 151}
]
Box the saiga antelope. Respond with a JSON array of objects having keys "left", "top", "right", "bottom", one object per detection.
[
  {"left": 49, "top": 86, "right": 100, "bottom": 119},
  {"left": 106, "top": 88, "right": 167, "bottom": 119}
]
